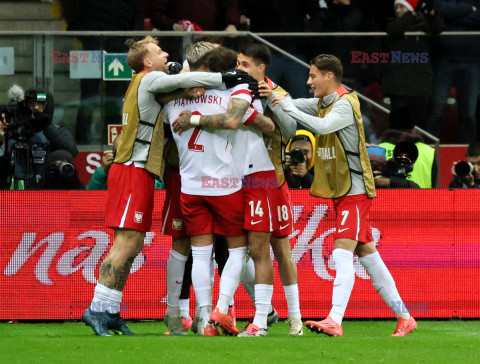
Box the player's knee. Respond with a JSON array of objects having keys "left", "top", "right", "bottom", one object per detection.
[
  {"left": 248, "top": 245, "right": 269, "bottom": 262},
  {"left": 172, "top": 237, "right": 190, "bottom": 256}
]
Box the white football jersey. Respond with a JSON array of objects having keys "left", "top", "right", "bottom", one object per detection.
[
  {"left": 232, "top": 101, "right": 275, "bottom": 177},
  {"left": 164, "top": 84, "right": 256, "bottom": 196}
]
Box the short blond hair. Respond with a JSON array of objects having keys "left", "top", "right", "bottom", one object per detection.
[
  {"left": 186, "top": 41, "right": 215, "bottom": 65},
  {"left": 127, "top": 36, "right": 158, "bottom": 73}
]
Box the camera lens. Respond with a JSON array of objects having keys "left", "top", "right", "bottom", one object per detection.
[
  {"left": 289, "top": 148, "right": 306, "bottom": 166},
  {"left": 455, "top": 161, "right": 474, "bottom": 177},
  {"left": 58, "top": 161, "right": 75, "bottom": 177}
]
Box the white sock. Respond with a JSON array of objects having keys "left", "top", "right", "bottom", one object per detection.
[
  {"left": 179, "top": 299, "right": 190, "bottom": 318},
  {"left": 210, "top": 253, "right": 215, "bottom": 288},
  {"left": 90, "top": 283, "right": 122, "bottom": 314},
  {"left": 241, "top": 257, "right": 256, "bottom": 304},
  {"left": 329, "top": 249, "right": 355, "bottom": 325},
  {"left": 359, "top": 251, "right": 410, "bottom": 319},
  {"left": 253, "top": 284, "right": 274, "bottom": 329},
  {"left": 217, "top": 247, "right": 247, "bottom": 314},
  {"left": 283, "top": 284, "right": 301, "bottom": 319},
  {"left": 166, "top": 249, "right": 188, "bottom": 317},
  {"left": 192, "top": 245, "right": 213, "bottom": 321}
]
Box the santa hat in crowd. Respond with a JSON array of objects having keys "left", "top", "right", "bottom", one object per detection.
[{"left": 394, "top": 0, "right": 419, "bottom": 11}]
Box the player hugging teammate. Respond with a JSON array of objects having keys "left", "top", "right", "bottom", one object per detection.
[
  {"left": 162, "top": 43, "right": 303, "bottom": 337},
  {"left": 85, "top": 36, "right": 416, "bottom": 339}
]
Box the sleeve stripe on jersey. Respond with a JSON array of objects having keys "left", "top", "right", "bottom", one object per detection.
[
  {"left": 244, "top": 110, "right": 259, "bottom": 126},
  {"left": 231, "top": 89, "right": 253, "bottom": 99}
]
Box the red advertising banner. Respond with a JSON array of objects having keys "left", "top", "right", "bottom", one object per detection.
[{"left": 1, "top": 190, "right": 479, "bottom": 320}]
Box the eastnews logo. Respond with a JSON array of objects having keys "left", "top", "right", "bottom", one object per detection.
[
  {"left": 391, "top": 301, "right": 429, "bottom": 314},
  {"left": 351, "top": 51, "right": 429, "bottom": 64},
  {"left": 51, "top": 51, "right": 106, "bottom": 64},
  {"left": 90, "top": 302, "right": 129, "bottom": 314},
  {"left": 200, "top": 176, "right": 278, "bottom": 189}
]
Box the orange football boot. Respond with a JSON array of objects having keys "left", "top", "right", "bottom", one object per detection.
[
  {"left": 306, "top": 316, "right": 343, "bottom": 337},
  {"left": 392, "top": 317, "right": 417, "bottom": 337},
  {"left": 210, "top": 307, "right": 239, "bottom": 335}
]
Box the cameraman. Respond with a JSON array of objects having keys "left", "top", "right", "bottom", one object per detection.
[
  {"left": 449, "top": 141, "right": 480, "bottom": 189},
  {"left": 285, "top": 131, "right": 315, "bottom": 189},
  {"left": 368, "top": 142, "right": 420, "bottom": 189},
  {"left": 4, "top": 86, "right": 78, "bottom": 187}
]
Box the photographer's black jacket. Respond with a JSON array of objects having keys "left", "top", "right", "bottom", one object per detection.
[
  {"left": 449, "top": 177, "right": 480, "bottom": 189},
  {"left": 389, "top": 176, "right": 420, "bottom": 189},
  {"left": 285, "top": 169, "right": 314, "bottom": 189}
]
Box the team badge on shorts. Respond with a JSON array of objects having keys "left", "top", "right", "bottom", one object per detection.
[
  {"left": 172, "top": 219, "right": 183, "bottom": 230},
  {"left": 134, "top": 211, "right": 143, "bottom": 223}
]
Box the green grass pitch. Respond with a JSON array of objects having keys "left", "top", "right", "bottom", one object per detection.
[{"left": 0, "top": 320, "right": 479, "bottom": 363}]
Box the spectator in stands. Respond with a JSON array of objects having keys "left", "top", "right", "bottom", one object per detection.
[
  {"left": 60, "top": 0, "right": 144, "bottom": 144},
  {"left": 379, "top": 129, "right": 437, "bottom": 188},
  {"left": 425, "top": 0, "right": 480, "bottom": 143},
  {"left": 242, "top": 0, "right": 316, "bottom": 98},
  {"left": 38, "top": 150, "right": 84, "bottom": 190},
  {"left": 143, "top": 0, "right": 241, "bottom": 62},
  {"left": 285, "top": 131, "right": 315, "bottom": 189},
  {"left": 382, "top": 0, "right": 444, "bottom": 130},
  {"left": 449, "top": 141, "right": 480, "bottom": 188}
]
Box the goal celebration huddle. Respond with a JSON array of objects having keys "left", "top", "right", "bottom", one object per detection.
[{"left": 82, "top": 36, "right": 416, "bottom": 338}]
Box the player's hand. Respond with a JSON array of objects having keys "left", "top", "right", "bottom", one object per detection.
[
  {"left": 172, "top": 110, "right": 194, "bottom": 134},
  {"left": 258, "top": 80, "right": 273, "bottom": 98},
  {"left": 101, "top": 150, "right": 114, "bottom": 173},
  {"left": 221, "top": 69, "right": 251, "bottom": 88},
  {"left": 291, "top": 160, "right": 308, "bottom": 177},
  {"left": 271, "top": 95, "right": 286, "bottom": 106}
]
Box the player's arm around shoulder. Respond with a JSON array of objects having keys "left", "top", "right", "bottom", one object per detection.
[{"left": 247, "top": 99, "right": 275, "bottom": 135}]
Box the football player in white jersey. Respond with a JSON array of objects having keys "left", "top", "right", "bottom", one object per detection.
[
  {"left": 165, "top": 47, "right": 275, "bottom": 336},
  {"left": 173, "top": 49, "right": 280, "bottom": 337}
]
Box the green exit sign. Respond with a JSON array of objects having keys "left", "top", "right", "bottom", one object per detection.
[{"left": 103, "top": 53, "right": 133, "bottom": 81}]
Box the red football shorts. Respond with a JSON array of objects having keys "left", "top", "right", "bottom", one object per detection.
[
  {"left": 162, "top": 167, "right": 188, "bottom": 238},
  {"left": 272, "top": 182, "right": 294, "bottom": 237},
  {"left": 332, "top": 193, "right": 373, "bottom": 244},
  {"left": 180, "top": 189, "right": 245, "bottom": 237},
  {"left": 106, "top": 163, "right": 155, "bottom": 233},
  {"left": 243, "top": 170, "right": 279, "bottom": 233}
]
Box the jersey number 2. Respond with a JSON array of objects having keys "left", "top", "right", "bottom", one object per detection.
[{"left": 188, "top": 112, "right": 204, "bottom": 152}]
